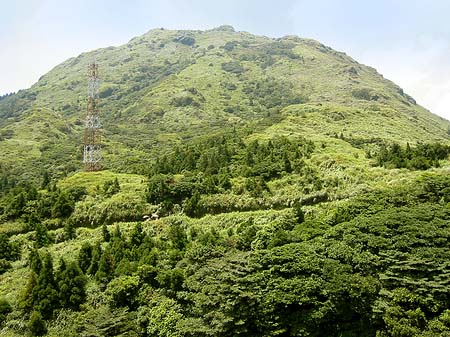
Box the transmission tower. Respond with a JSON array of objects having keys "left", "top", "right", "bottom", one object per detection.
[{"left": 83, "top": 61, "right": 102, "bottom": 171}]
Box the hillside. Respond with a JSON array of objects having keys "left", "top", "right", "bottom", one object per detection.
[
  {"left": 0, "top": 25, "right": 448, "bottom": 179},
  {"left": 1, "top": 26, "right": 450, "bottom": 336}
]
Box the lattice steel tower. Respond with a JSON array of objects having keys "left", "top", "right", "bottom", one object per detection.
[{"left": 83, "top": 61, "right": 102, "bottom": 171}]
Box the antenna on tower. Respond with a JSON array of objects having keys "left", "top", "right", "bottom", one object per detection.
[{"left": 83, "top": 59, "right": 102, "bottom": 171}]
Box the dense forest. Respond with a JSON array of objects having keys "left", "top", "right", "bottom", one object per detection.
[{"left": 1, "top": 136, "right": 450, "bottom": 336}]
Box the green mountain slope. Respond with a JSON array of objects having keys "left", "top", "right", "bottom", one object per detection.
[{"left": 0, "top": 25, "right": 448, "bottom": 178}]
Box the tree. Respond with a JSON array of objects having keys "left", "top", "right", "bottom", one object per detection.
[
  {"left": 144, "top": 295, "right": 184, "bottom": 337},
  {"left": 78, "top": 242, "right": 93, "bottom": 273},
  {"left": 28, "top": 311, "right": 47, "bottom": 336},
  {"left": 111, "top": 225, "right": 122, "bottom": 241},
  {"left": 105, "top": 275, "right": 140, "bottom": 309},
  {"left": 7, "top": 191, "right": 26, "bottom": 218},
  {"left": 183, "top": 190, "right": 203, "bottom": 218},
  {"left": 293, "top": 201, "right": 305, "bottom": 224},
  {"left": 0, "top": 234, "right": 11, "bottom": 260},
  {"left": 29, "top": 248, "right": 42, "bottom": 274},
  {"left": 57, "top": 260, "right": 87, "bottom": 310},
  {"left": 103, "top": 178, "right": 121, "bottom": 197},
  {"left": 64, "top": 218, "right": 76, "bottom": 240},
  {"left": 87, "top": 243, "right": 102, "bottom": 276},
  {"left": 35, "top": 222, "right": 49, "bottom": 247},
  {"left": 41, "top": 171, "right": 50, "bottom": 190},
  {"left": 32, "top": 253, "right": 59, "bottom": 319},
  {"left": 168, "top": 220, "right": 188, "bottom": 251},
  {"left": 378, "top": 288, "right": 427, "bottom": 337},
  {"left": 0, "top": 259, "right": 11, "bottom": 274},
  {"left": 51, "top": 192, "right": 74, "bottom": 218},
  {"left": 20, "top": 271, "right": 38, "bottom": 312},
  {"left": 0, "top": 297, "right": 11, "bottom": 326},
  {"left": 130, "top": 223, "right": 144, "bottom": 247},
  {"left": 283, "top": 152, "right": 292, "bottom": 173},
  {"left": 147, "top": 174, "right": 171, "bottom": 204},
  {"left": 0, "top": 233, "right": 20, "bottom": 261},
  {"left": 102, "top": 223, "right": 110, "bottom": 242},
  {"left": 95, "top": 248, "right": 115, "bottom": 284}
]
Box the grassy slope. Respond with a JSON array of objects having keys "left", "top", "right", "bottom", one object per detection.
[{"left": 0, "top": 26, "right": 448, "bottom": 179}]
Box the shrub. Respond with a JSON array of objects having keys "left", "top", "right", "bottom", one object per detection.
[
  {"left": 28, "top": 311, "right": 47, "bottom": 336},
  {"left": 0, "top": 259, "right": 11, "bottom": 274},
  {"left": 99, "top": 87, "right": 115, "bottom": 98},
  {"left": 105, "top": 275, "right": 140, "bottom": 309},
  {"left": 221, "top": 61, "right": 245, "bottom": 74},
  {"left": 0, "top": 297, "right": 11, "bottom": 326},
  {"left": 223, "top": 41, "right": 238, "bottom": 52},
  {"left": 171, "top": 96, "right": 200, "bottom": 107},
  {"left": 352, "top": 88, "right": 375, "bottom": 101},
  {"left": 173, "top": 36, "right": 195, "bottom": 46}
]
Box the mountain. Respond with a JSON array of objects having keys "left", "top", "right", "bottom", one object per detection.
[
  {"left": 0, "top": 25, "right": 448, "bottom": 179},
  {"left": 1, "top": 26, "right": 450, "bottom": 337}
]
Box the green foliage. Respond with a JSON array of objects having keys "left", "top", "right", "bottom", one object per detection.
[
  {"left": 221, "top": 61, "right": 245, "bottom": 74},
  {"left": 375, "top": 142, "right": 449, "bottom": 170},
  {"left": 87, "top": 243, "right": 102, "bottom": 276},
  {"left": 70, "top": 193, "right": 146, "bottom": 227},
  {"left": 183, "top": 190, "right": 202, "bottom": 217},
  {"left": 57, "top": 260, "right": 87, "bottom": 310},
  {"left": 102, "top": 178, "right": 121, "bottom": 198},
  {"left": 51, "top": 192, "right": 74, "bottom": 218},
  {"left": 130, "top": 222, "right": 144, "bottom": 247},
  {"left": 28, "top": 311, "right": 47, "bottom": 336},
  {"left": 34, "top": 222, "right": 49, "bottom": 247},
  {"left": 141, "top": 294, "right": 184, "bottom": 337},
  {"left": 63, "top": 218, "right": 76, "bottom": 240},
  {"left": 292, "top": 201, "right": 304, "bottom": 224},
  {"left": 95, "top": 247, "right": 115, "bottom": 284},
  {"left": 352, "top": 88, "right": 377, "bottom": 100},
  {"left": 243, "top": 76, "right": 308, "bottom": 112},
  {"left": 0, "top": 297, "right": 11, "bottom": 326},
  {"left": 145, "top": 132, "right": 314, "bottom": 214},
  {"left": 2, "top": 175, "right": 450, "bottom": 336},
  {"left": 105, "top": 275, "right": 139, "bottom": 309},
  {"left": 41, "top": 171, "right": 50, "bottom": 190},
  {"left": 378, "top": 288, "right": 427, "bottom": 337},
  {"left": 0, "top": 233, "right": 20, "bottom": 261},
  {"left": 223, "top": 40, "right": 238, "bottom": 51},
  {"left": 0, "top": 259, "right": 12, "bottom": 274},
  {"left": 20, "top": 270, "right": 38, "bottom": 312},
  {"left": 102, "top": 223, "right": 110, "bottom": 242},
  {"left": 171, "top": 95, "right": 200, "bottom": 107},
  {"left": 78, "top": 242, "right": 92, "bottom": 273},
  {"left": 32, "top": 253, "right": 59, "bottom": 319},
  {"left": 29, "top": 248, "right": 42, "bottom": 274},
  {"left": 74, "top": 305, "right": 137, "bottom": 336}
]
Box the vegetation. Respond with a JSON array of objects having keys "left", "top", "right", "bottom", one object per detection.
[
  {"left": 1, "top": 172, "right": 450, "bottom": 336},
  {"left": 1, "top": 26, "right": 450, "bottom": 336},
  {"left": 374, "top": 142, "right": 450, "bottom": 170},
  {"left": 0, "top": 26, "right": 448, "bottom": 181}
]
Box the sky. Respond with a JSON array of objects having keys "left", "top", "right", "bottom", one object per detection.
[{"left": 1, "top": 0, "right": 449, "bottom": 120}]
